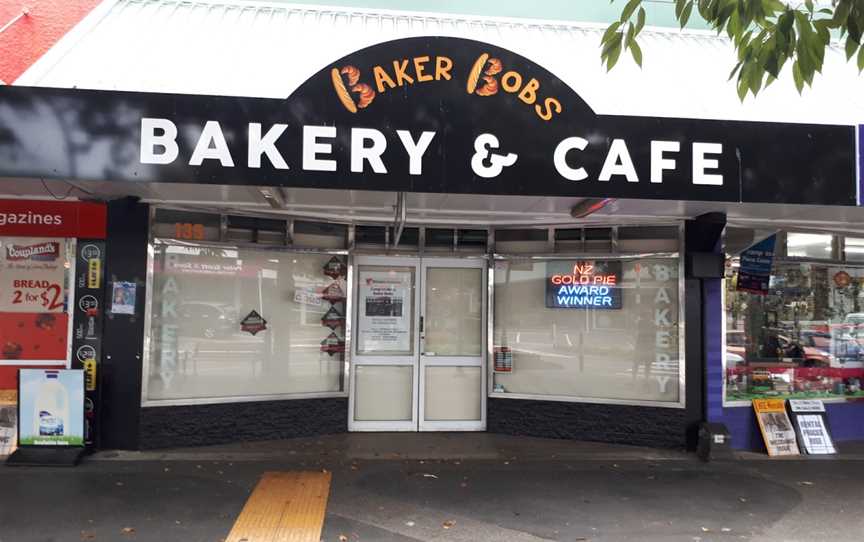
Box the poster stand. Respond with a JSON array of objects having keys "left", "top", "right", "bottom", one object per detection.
[
  {"left": 787, "top": 399, "right": 836, "bottom": 455},
  {"left": 5, "top": 369, "right": 86, "bottom": 467}
]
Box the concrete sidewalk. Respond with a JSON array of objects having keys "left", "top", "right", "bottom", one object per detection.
[{"left": 1, "top": 435, "right": 863, "bottom": 541}]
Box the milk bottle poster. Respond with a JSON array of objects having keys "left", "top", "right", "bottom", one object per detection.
[
  {"left": 18, "top": 369, "right": 84, "bottom": 446},
  {"left": 357, "top": 269, "right": 412, "bottom": 353}
]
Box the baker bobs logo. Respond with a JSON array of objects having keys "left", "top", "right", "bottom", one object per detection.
[
  {"left": 331, "top": 52, "right": 562, "bottom": 121},
  {"left": 6, "top": 242, "right": 60, "bottom": 261}
]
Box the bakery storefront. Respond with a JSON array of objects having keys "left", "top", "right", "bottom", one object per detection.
[{"left": 0, "top": 34, "right": 861, "bottom": 451}]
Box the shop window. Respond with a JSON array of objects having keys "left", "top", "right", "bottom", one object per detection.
[
  {"left": 492, "top": 255, "right": 681, "bottom": 404},
  {"left": 618, "top": 226, "right": 678, "bottom": 253},
  {"left": 226, "top": 215, "right": 287, "bottom": 245},
  {"left": 426, "top": 228, "right": 455, "bottom": 250},
  {"left": 294, "top": 221, "right": 346, "bottom": 249},
  {"left": 844, "top": 237, "right": 864, "bottom": 263},
  {"left": 388, "top": 227, "right": 420, "bottom": 248},
  {"left": 725, "top": 260, "right": 864, "bottom": 403},
  {"left": 457, "top": 229, "right": 487, "bottom": 252},
  {"left": 146, "top": 241, "right": 346, "bottom": 403},
  {"left": 0, "top": 237, "right": 75, "bottom": 366},
  {"left": 786, "top": 233, "right": 834, "bottom": 259},
  {"left": 356, "top": 225, "right": 387, "bottom": 247},
  {"left": 495, "top": 228, "right": 548, "bottom": 253},
  {"left": 584, "top": 227, "right": 613, "bottom": 253}
]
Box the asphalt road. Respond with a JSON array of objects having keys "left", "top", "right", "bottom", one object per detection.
[{"left": 1, "top": 449, "right": 862, "bottom": 542}]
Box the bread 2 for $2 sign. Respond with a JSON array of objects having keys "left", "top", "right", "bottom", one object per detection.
[{"left": 0, "top": 237, "right": 67, "bottom": 313}]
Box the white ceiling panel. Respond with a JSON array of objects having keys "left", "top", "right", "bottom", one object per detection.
[{"left": 15, "top": 0, "right": 864, "bottom": 125}]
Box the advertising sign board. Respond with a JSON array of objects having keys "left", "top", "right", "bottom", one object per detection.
[
  {"left": 17, "top": 369, "right": 84, "bottom": 447},
  {"left": 545, "top": 260, "right": 622, "bottom": 309},
  {"left": 753, "top": 399, "right": 799, "bottom": 457}
]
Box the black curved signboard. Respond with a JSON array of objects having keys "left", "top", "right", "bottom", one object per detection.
[{"left": 0, "top": 37, "right": 856, "bottom": 205}]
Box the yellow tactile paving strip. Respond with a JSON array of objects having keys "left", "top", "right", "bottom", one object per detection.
[{"left": 226, "top": 471, "right": 332, "bottom": 542}]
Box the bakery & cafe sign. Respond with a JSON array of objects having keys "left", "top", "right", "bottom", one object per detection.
[{"left": 0, "top": 37, "right": 856, "bottom": 206}]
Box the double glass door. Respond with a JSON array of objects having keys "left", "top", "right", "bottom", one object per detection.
[{"left": 349, "top": 256, "right": 487, "bottom": 431}]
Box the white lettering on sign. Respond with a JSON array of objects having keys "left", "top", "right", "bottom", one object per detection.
[
  {"left": 553, "top": 137, "right": 589, "bottom": 181},
  {"left": 248, "top": 123, "right": 289, "bottom": 169},
  {"left": 189, "top": 121, "right": 234, "bottom": 167},
  {"left": 692, "top": 142, "right": 723, "bottom": 185},
  {"left": 140, "top": 118, "right": 179, "bottom": 165},
  {"left": 351, "top": 128, "right": 388, "bottom": 173},
  {"left": 598, "top": 139, "right": 639, "bottom": 183},
  {"left": 396, "top": 130, "right": 436, "bottom": 175},
  {"left": 138, "top": 118, "right": 725, "bottom": 188},
  {"left": 470, "top": 133, "right": 518, "bottom": 178},
  {"left": 0, "top": 212, "right": 63, "bottom": 226},
  {"left": 302, "top": 125, "right": 337, "bottom": 172},
  {"left": 650, "top": 141, "right": 680, "bottom": 183}
]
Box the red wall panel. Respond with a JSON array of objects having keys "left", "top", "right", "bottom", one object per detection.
[{"left": 0, "top": 0, "right": 102, "bottom": 84}]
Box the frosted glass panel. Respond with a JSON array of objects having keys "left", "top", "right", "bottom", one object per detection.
[
  {"left": 424, "top": 366, "right": 481, "bottom": 421},
  {"left": 424, "top": 268, "right": 482, "bottom": 356},
  {"left": 493, "top": 257, "right": 680, "bottom": 403},
  {"left": 147, "top": 243, "right": 346, "bottom": 401},
  {"left": 354, "top": 365, "right": 413, "bottom": 421}
]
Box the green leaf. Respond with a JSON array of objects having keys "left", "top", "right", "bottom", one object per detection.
[
  {"left": 607, "top": 41, "right": 623, "bottom": 71},
  {"left": 846, "top": 35, "right": 860, "bottom": 60},
  {"left": 792, "top": 60, "right": 804, "bottom": 94},
  {"left": 675, "top": 0, "right": 687, "bottom": 19},
  {"left": 620, "top": 0, "right": 641, "bottom": 23},
  {"left": 805, "top": 0, "right": 814, "bottom": 15},
  {"left": 601, "top": 21, "right": 622, "bottom": 46},
  {"left": 727, "top": 60, "right": 743, "bottom": 81},
  {"left": 634, "top": 7, "right": 646, "bottom": 34},
  {"left": 680, "top": 1, "right": 694, "bottom": 29},
  {"left": 630, "top": 39, "right": 643, "bottom": 67},
  {"left": 736, "top": 75, "right": 749, "bottom": 101},
  {"left": 859, "top": 43, "right": 864, "bottom": 72}
]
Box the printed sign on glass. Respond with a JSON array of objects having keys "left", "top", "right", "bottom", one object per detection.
[
  {"left": 737, "top": 235, "right": 776, "bottom": 295},
  {"left": 356, "top": 269, "right": 413, "bottom": 354}
]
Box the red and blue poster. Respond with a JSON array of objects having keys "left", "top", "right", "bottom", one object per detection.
[{"left": 736, "top": 235, "right": 776, "bottom": 295}]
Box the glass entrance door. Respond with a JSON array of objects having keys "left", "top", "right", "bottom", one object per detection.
[{"left": 349, "top": 256, "right": 486, "bottom": 431}]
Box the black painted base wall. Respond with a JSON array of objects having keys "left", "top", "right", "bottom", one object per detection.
[
  {"left": 138, "top": 398, "right": 348, "bottom": 449},
  {"left": 487, "top": 398, "right": 688, "bottom": 449}
]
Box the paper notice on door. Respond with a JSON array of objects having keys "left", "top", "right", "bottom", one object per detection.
[{"left": 357, "top": 269, "right": 413, "bottom": 354}]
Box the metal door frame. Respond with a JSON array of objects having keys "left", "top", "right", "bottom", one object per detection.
[
  {"left": 348, "top": 255, "right": 487, "bottom": 431},
  {"left": 418, "top": 257, "right": 487, "bottom": 431}
]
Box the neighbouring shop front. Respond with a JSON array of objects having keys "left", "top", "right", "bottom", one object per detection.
[{"left": 1, "top": 31, "right": 862, "bottom": 452}]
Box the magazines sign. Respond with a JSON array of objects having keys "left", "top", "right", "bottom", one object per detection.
[
  {"left": 753, "top": 399, "right": 799, "bottom": 457},
  {"left": 357, "top": 269, "right": 412, "bottom": 353}
]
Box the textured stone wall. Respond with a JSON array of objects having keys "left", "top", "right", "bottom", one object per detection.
[
  {"left": 139, "top": 398, "right": 348, "bottom": 449},
  {"left": 487, "top": 398, "right": 688, "bottom": 449}
]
